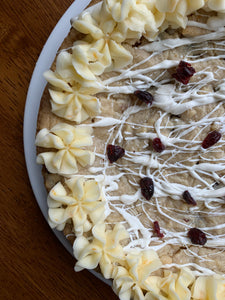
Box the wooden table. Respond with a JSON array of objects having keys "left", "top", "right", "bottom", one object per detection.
[{"left": 0, "top": 1, "right": 118, "bottom": 299}]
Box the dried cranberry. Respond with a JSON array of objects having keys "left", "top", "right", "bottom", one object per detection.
[
  {"left": 202, "top": 130, "right": 221, "bottom": 149},
  {"left": 153, "top": 221, "right": 164, "bottom": 238},
  {"left": 152, "top": 138, "right": 165, "bottom": 153},
  {"left": 172, "top": 60, "right": 196, "bottom": 84},
  {"left": 188, "top": 228, "right": 207, "bottom": 245},
  {"left": 134, "top": 90, "right": 154, "bottom": 105},
  {"left": 140, "top": 177, "right": 154, "bottom": 200},
  {"left": 107, "top": 144, "right": 125, "bottom": 163},
  {"left": 182, "top": 190, "right": 197, "bottom": 206}
]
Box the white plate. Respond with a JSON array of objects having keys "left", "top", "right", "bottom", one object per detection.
[{"left": 23, "top": 0, "right": 110, "bottom": 285}]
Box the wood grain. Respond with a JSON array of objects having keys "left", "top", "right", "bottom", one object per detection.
[{"left": 0, "top": 1, "right": 118, "bottom": 299}]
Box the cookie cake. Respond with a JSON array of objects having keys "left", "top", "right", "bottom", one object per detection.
[{"left": 35, "top": 0, "right": 225, "bottom": 299}]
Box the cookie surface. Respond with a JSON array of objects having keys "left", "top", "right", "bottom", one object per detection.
[{"left": 36, "top": 1, "right": 225, "bottom": 299}]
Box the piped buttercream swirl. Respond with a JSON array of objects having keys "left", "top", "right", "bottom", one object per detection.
[
  {"left": 44, "top": 51, "right": 101, "bottom": 123},
  {"left": 72, "top": 10, "right": 133, "bottom": 77},
  {"left": 48, "top": 177, "right": 104, "bottom": 235},
  {"left": 112, "top": 249, "right": 162, "bottom": 300},
  {"left": 73, "top": 223, "right": 129, "bottom": 279},
  {"left": 35, "top": 123, "right": 95, "bottom": 175}
]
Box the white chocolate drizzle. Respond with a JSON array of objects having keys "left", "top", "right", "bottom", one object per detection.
[{"left": 83, "top": 18, "right": 225, "bottom": 276}]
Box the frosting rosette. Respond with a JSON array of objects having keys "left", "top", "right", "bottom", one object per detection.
[
  {"left": 102, "top": 0, "right": 209, "bottom": 39},
  {"left": 146, "top": 268, "right": 195, "bottom": 300},
  {"left": 44, "top": 50, "right": 102, "bottom": 92},
  {"left": 145, "top": 270, "right": 225, "bottom": 300},
  {"left": 47, "top": 177, "right": 105, "bottom": 236},
  {"left": 72, "top": 11, "right": 133, "bottom": 78},
  {"left": 207, "top": 0, "right": 225, "bottom": 12},
  {"left": 48, "top": 87, "right": 100, "bottom": 123},
  {"left": 155, "top": 0, "right": 225, "bottom": 30},
  {"left": 35, "top": 123, "right": 95, "bottom": 175},
  {"left": 112, "top": 249, "right": 162, "bottom": 300},
  {"left": 44, "top": 51, "right": 101, "bottom": 122},
  {"left": 154, "top": 0, "right": 206, "bottom": 29},
  {"left": 191, "top": 275, "right": 225, "bottom": 300},
  {"left": 102, "top": 0, "right": 164, "bottom": 41},
  {"left": 73, "top": 223, "right": 129, "bottom": 279}
]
